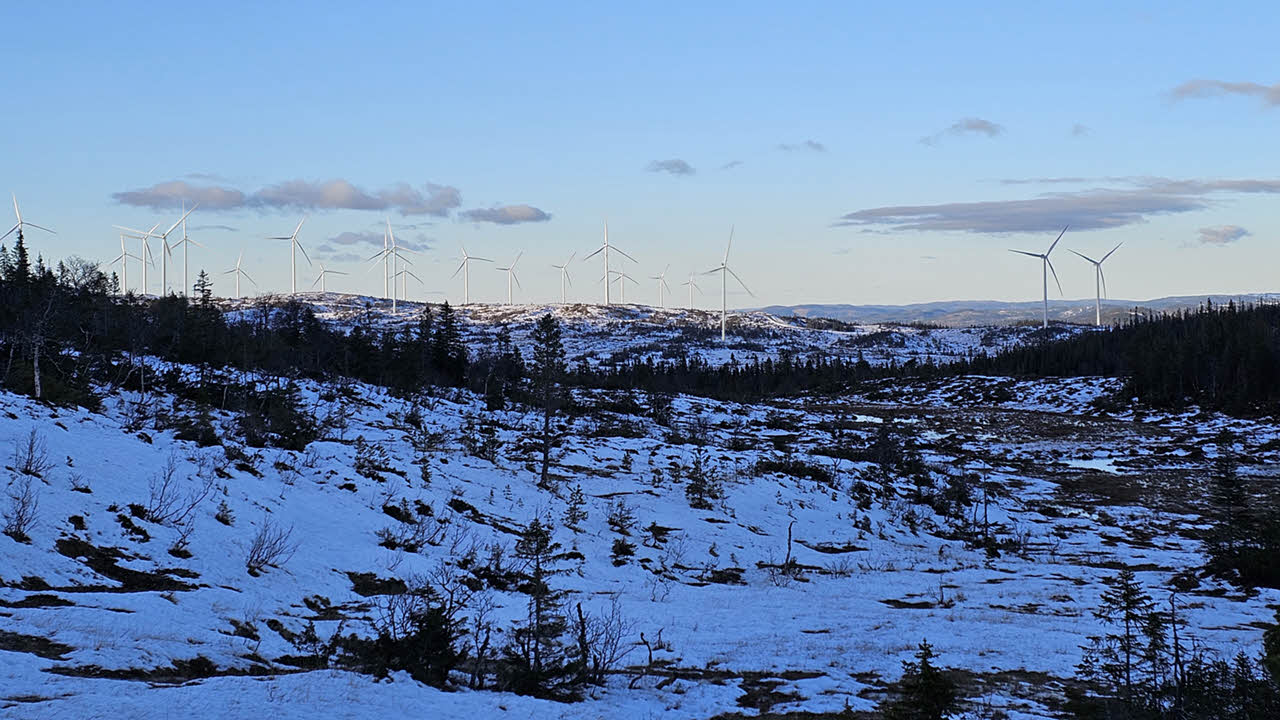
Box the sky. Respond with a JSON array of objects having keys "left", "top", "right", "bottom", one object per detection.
[{"left": 2, "top": 2, "right": 1278, "bottom": 307}]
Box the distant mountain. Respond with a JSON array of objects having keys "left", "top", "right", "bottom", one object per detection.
[{"left": 759, "top": 293, "right": 1280, "bottom": 327}]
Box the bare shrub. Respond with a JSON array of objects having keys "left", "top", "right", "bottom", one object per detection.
[
  {"left": 3, "top": 477, "right": 40, "bottom": 542},
  {"left": 146, "top": 454, "right": 216, "bottom": 526},
  {"left": 245, "top": 516, "right": 298, "bottom": 575},
  {"left": 572, "top": 598, "right": 635, "bottom": 685},
  {"left": 12, "top": 430, "right": 53, "bottom": 477}
]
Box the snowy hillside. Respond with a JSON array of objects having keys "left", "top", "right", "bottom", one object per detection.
[
  {"left": 221, "top": 293, "right": 1085, "bottom": 368},
  {"left": 3, "top": 355, "right": 1277, "bottom": 718}
]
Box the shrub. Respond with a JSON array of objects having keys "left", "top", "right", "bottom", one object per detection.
[
  {"left": 3, "top": 476, "right": 40, "bottom": 543},
  {"left": 245, "top": 516, "right": 298, "bottom": 575}
]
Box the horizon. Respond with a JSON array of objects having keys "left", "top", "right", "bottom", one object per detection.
[{"left": 4, "top": 3, "right": 1278, "bottom": 307}]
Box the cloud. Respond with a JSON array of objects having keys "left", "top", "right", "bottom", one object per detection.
[
  {"left": 323, "top": 228, "right": 430, "bottom": 254},
  {"left": 113, "top": 178, "right": 463, "bottom": 216},
  {"left": 324, "top": 252, "right": 363, "bottom": 264},
  {"left": 720, "top": 160, "right": 744, "bottom": 170},
  {"left": 189, "top": 224, "right": 238, "bottom": 232},
  {"left": 836, "top": 176, "right": 1280, "bottom": 234},
  {"left": 778, "top": 140, "right": 826, "bottom": 152},
  {"left": 999, "top": 177, "right": 1095, "bottom": 185},
  {"left": 1071, "top": 123, "right": 1091, "bottom": 137},
  {"left": 646, "top": 159, "right": 696, "bottom": 176},
  {"left": 1170, "top": 79, "right": 1280, "bottom": 106},
  {"left": 460, "top": 204, "right": 551, "bottom": 225},
  {"left": 112, "top": 181, "right": 246, "bottom": 211},
  {"left": 1197, "top": 225, "right": 1250, "bottom": 246},
  {"left": 920, "top": 117, "right": 1005, "bottom": 146}
]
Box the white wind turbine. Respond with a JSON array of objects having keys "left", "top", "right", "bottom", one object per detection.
[
  {"left": 495, "top": 252, "right": 523, "bottom": 304},
  {"left": 154, "top": 203, "right": 198, "bottom": 296},
  {"left": 393, "top": 266, "right": 423, "bottom": 305},
  {"left": 583, "top": 220, "right": 635, "bottom": 305},
  {"left": 704, "top": 226, "right": 753, "bottom": 341},
  {"left": 383, "top": 224, "right": 418, "bottom": 312},
  {"left": 113, "top": 223, "right": 162, "bottom": 295},
  {"left": 170, "top": 201, "right": 204, "bottom": 296},
  {"left": 311, "top": 262, "right": 348, "bottom": 293},
  {"left": 268, "top": 217, "right": 310, "bottom": 295},
  {"left": 1009, "top": 225, "right": 1069, "bottom": 330},
  {"left": 551, "top": 251, "right": 575, "bottom": 304},
  {"left": 681, "top": 271, "right": 702, "bottom": 310},
  {"left": 1070, "top": 242, "right": 1123, "bottom": 327},
  {"left": 608, "top": 269, "right": 637, "bottom": 304},
  {"left": 223, "top": 251, "right": 256, "bottom": 299},
  {"left": 2, "top": 194, "right": 56, "bottom": 243},
  {"left": 451, "top": 243, "right": 492, "bottom": 305},
  {"left": 111, "top": 235, "right": 140, "bottom": 295},
  {"left": 650, "top": 264, "right": 672, "bottom": 309}
]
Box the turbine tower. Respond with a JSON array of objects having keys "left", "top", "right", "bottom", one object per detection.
[
  {"left": 681, "top": 271, "right": 702, "bottom": 310},
  {"left": 1009, "top": 225, "right": 1069, "bottom": 330},
  {"left": 113, "top": 223, "right": 162, "bottom": 295},
  {"left": 650, "top": 264, "right": 671, "bottom": 309},
  {"left": 223, "top": 251, "right": 256, "bottom": 299},
  {"left": 1070, "top": 242, "right": 1123, "bottom": 327},
  {"left": 311, "top": 262, "right": 348, "bottom": 293},
  {"left": 703, "top": 226, "right": 753, "bottom": 341},
  {"left": 2, "top": 194, "right": 56, "bottom": 243},
  {"left": 111, "top": 235, "right": 140, "bottom": 295},
  {"left": 268, "top": 217, "right": 310, "bottom": 295},
  {"left": 495, "top": 251, "right": 523, "bottom": 305},
  {"left": 551, "top": 251, "right": 575, "bottom": 304},
  {"left": 154, "top": 203, "right": 198, "bottom": 296},
  {"left": 170, "top": 201, "right": 204, "bottom": 296},
  {"left": 583, "top": 220, "right": 635, "bottom": 306},
  {"left": 393, "top": 266, "right": 423, "bottom": 305},
  {"left": 451, "top": 243, "right": 492, "bottom": 305}
]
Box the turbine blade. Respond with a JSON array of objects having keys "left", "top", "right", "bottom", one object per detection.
[
  {"left": 724, "top": 225, "right": 734, "bottom": 264},
  {"left": 1069, "top": 249, "right": 1098, "bottom": 264},
  {"left": 583, "top": 245, "right": 604, "bottom": 261},
  {"left": 297, "top": 240, "right": 312, "bottom": 266},
  {"left": 1047, "top": 225, "right": 1068, "bottom": 255},
  {"left": 726, "top": 266, "right": 754, "bottom": 297},
  {"left": 1100, "top": 267, "right": 1108, "bottom": 299},
  {"left": 11, "top": 193, "right": 19, "bottom": 223},
  {"left": 613, "top": 246, "right": 638, "bottom": 263},
  {"left": 24, "top": 222, "right": 55, "bottom": 234},
  {"left": 1046, "top": 258, "right": 1063, "bottom": 295},
  {"left": 450, "top": 261, "right": 466, "bottom": 279},
  {"left": 472, "top": 257, "right": 493, "bottom": 263},
  {"left": 1101, "top": 241, "right": 1123, "bottom": 262},
  {"left": 163, "top": 203, "right": 198, "bottom": 238},
  {"left": 1009, "top": 249, "right": 1043, "bottom": 258},
  {"left": 513, "top": 272, "right": 522, "bottom": 290},
  {"left": 293, "top": 216, "right": 307, "bottom": 238},
  {"left": 566, "top": 251, "right": 576, "bottom": 264},
  {"left": 243, "top": 272, "right": 257, "bottom": 286},
  {"left": 0, "top": 224, "right": 17, "bottom": 242}
]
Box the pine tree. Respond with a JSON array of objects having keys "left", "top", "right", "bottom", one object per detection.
[
  {"left": 193, "top": 270, "right": 213, "bottom": 306},
  {"left": 883, "top": 640, "right": 957, "bottom": 720},
  {"left": 563, "top": 485, "right": 587, "bottom": 531},
  {"left": 504, "top": 517, "right": 572, "bottom": 697},
  {"left": 1081, "top": 568, "right": 1156, "bottom": 703},
  {"left": 530, "top": 314, "right": 566, "bottom": 490}
]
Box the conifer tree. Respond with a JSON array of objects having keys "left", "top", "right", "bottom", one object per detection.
[{"left": 530, "top": 314, "right": 566, "bottom": 489}]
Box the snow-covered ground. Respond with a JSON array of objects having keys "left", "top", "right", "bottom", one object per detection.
[
  {"left": 2, "top": 317, "right": 1276, "bottom": 718},
  {"left": 223, "top": 292, "right": 1088, "bottom": 368}
]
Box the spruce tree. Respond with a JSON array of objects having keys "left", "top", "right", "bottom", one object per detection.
[{"left": 530, "top": 314, "right": 566, "bottom": 489}]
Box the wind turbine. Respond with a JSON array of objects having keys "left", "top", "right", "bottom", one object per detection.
[
  {"left": 223, "top": 251, "right": 256, "bottom": 299},
  {"left": 111, "top": 235, "right": 140, "bottom": 295},
  {"left": 154, "top": 203, "right": 198, "bottom": 296},
  {"left": 495, "top": 251, "right": 523, "bottom": 305},
  {"left": 608, "top": 269, "right": 637, "bottom": 305},
  {"left": 551, "top": 251, "right": 575, "bottom": 304},
  {"left": 583, "top": 220, "right": 635, "bottom": 305},
  {"left": 2, "top": 194, "right": 56, "bottom": 243},
  {"left": 451, "top": 243, "right": 492, "bottom": 305},
  {"left": 681, "top": 271, "right": 702, "bottom": 310},
  {"left": 650, "top": 264, "right": 672, "bottom": 309},
  {"left": 268, "top": 217, "right": 310, "bottom": 294},
  {"left": 113, "top": 223, "right": 162, "bottom": 295},
  {"left": 311, "top": 262, "right": 348, "bottom": 293},
  {"left": 704, "top": 226, "right": 753, "bottom": 341},
  {"left": 170, "top": 201, "right": 204, "bottom": 296},
  {"left": 393, "top": 266, "right": 423, "bottom": 305},
  {"left": 1009, "top": 225, "right": 1068, "bottom": 330},
  {"left": 1070, "top": 242, "right": 1123, "bottom": 327}
]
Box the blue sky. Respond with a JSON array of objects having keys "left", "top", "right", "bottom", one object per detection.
[{"left": 3, "top": 2, "right": 1278, "bottom": 306}]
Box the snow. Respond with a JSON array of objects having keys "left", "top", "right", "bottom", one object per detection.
[{"left": 1, "top": 304, "right": 1276, "bottom": 718}]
